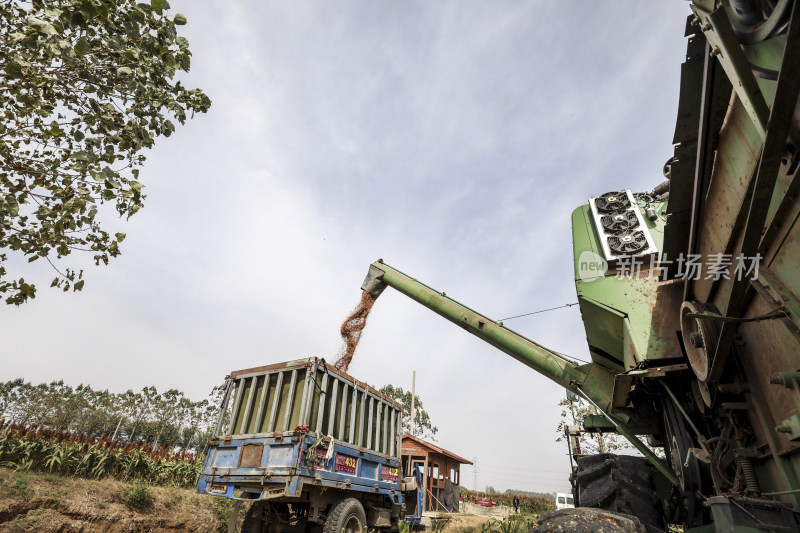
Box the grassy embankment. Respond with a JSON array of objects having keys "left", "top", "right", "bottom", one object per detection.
[{"left": 0, "top": 467, "right": 237, "bottom": 532}]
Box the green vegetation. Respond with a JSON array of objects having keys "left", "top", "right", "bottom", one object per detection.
[
  {"left": 461, "top": 488, "right": 556, "bottom": 516},
  {"left": 478, "top": 517, "right": 537, "bottom": 533},
  {"left": 0, "top": 467, "right": 228, "bottom": 531},
  {"left": 9, "top": 477, "right": 30, "bottom": 497},
  {"left": 0, "top": 378, "right": 223, "bottom": 452},
  {"left": 0, "top": 0, "right": 211, "bottom": 304},
  {"left": 0, "top": 422, "right": 200, "bottom": 488},
  {"left": 378, "top": 384, "right": 438, "bottom": 439},
  {"left": 123, "top": 481, "right": 154, "bottom": 510}
]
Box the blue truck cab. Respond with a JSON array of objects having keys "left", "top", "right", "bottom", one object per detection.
[{"left": 197, "top": 358, "right": 417, "bottom": 532}]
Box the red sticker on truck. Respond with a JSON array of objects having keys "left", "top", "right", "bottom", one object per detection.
[
  {"left": 335, "top": 454, "right": 358, "bottom": 474},
  {"left": 381, "top": 465, "right": 399, "bottom": 482}
]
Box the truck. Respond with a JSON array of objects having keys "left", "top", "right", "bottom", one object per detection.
[
  {"left": 196, "top": 358, "right": 418, "bottom": 533},
  {"left": 354, "top": 2, "right": 800, "bottom": 531}
]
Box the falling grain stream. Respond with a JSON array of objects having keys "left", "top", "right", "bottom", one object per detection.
[{"left": 333, "top": 291, "right": 376, "bottom": 372}]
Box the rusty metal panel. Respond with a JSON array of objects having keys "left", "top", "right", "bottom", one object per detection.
[{"left": 238, "top": 443, "right": 264, "bottom": 469}]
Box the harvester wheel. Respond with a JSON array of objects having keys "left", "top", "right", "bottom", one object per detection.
[
  {"left": 531, "top": 508, "right": 646, "bottom": 533},
  {"left": 323, "top": 498, "right": 366, "bottom": 533},
  {"left": 574, "top": 454, "right": 667, "bottom": 533}
]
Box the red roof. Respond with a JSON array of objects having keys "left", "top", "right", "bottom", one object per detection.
[{"left": 401, "top": 434, "right": 473, "bottom": 465}]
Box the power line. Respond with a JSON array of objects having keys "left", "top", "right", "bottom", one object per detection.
[{"left": 498, "top": 303, "right": 579, "bottom": 322}]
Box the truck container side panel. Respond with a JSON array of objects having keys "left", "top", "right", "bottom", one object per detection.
[
  {"left": 375, "top": 401, "right": 382, "bottom": 453},
  {"left": 341, "top": 382, "right": 351, "bottom": 441},
  {"left": 338, "top": 382, "right": 349, "bottom": 441},
  {"left": 367, "top": 397, "right": 375, "bottom": 449},
  {"left": 200, "top": 435, "right": 402, "bottom": 500},
  {"left": 357, "top": 390, "right": 366, "bottom": 446},
  {"left": 210, "top": 446, "right": 239, "bottom": 468},
  {"left": 313, "top": 372, "right": 325, "bottom": 430},
  {"left": 298, "top": 370, "right": 312, "bottom": 426},
  {"left": 327, "top": 379, "right": 340, "bottom": 436},
  {"left": 349, "top": 386, "right": 359, "bottom": 443},
  {"left": 288, "top": 370, "right": 305, "bottom": 429},
  {"left": 229, "top": 379, "right": 246, "bottom": 435},
  {"left": 241, "top": 375, "right": 262, "bottom": 434},
  {"left": 261, "top": 371, "right": 278, "bottom": 432},
  {"left": 276, "top": 370, "right": 296, "bottom": 431},
  {"left": 266, "top": 444, "right": 294, "bottom": 466},
  {"left": 346, "top": 385, "right": 356, "bottom": 441},
  {"left": 252, "top": 374, "right": 270, "bottom": 433}
]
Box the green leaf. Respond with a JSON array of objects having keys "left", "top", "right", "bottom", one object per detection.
[
  {"left": 74, "top": 36, "right": 90, "bottom": 56},
  {"left": 151, "top": 0, "right": 166, "bottom": 14},
  {"left": 26, "top": 17, "right": 58, "bottom": 36},
  {"left": 173, "top": 13, "right": 187, "bottom": 25},
  {"left": 117, "top": 66, "right": 132, "bottom": 76},
  {"left": 115, "top": 233, "right": 126, "bottom": 242},
  {"left": 4, "top": 62, "right": 23, "bottom": 79}
]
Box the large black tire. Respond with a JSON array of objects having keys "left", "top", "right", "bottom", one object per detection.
[
  {"left": 242, "top": 504, "right": 265, "bottom": 533},
  {"left": 575, "top": 454, "right": 667, "bottom": 533},
  {"left": 531, "top": 508, "right": 646, "bottom": 533},
  {"left": 323, "top": 498, "right": 366, "bottom": 533},
  {"left": 242, "top": 503, "right": 290, "bottom": 533}
]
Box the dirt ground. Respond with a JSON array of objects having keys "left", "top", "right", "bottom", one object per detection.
[
  {"left": 429, "top": 511, "right": 539, "bottom": 533},
  {"left": 438, "top": 513, "right": 495, "bottom": 533},
  {"left": 0, "top": 467, "right": 232, "bottom": 532},
  {"left": 0, "top": 468, "right": 541, "bottom": 533}
]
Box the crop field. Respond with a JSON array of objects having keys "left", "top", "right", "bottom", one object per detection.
[{"left": 0, "top": 421, "right": 200, "bottom": 489}]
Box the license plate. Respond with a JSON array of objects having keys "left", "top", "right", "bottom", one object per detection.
[
  {"left": 381, "top": 465, "right": 399, "bottom": 482},
  {"left": 335, "top": 454, "right": 358, "bottom": 474}
]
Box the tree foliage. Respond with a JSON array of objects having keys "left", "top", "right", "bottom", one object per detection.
[
  {"left": 555, "top": 396, "right": 631, "bottom": 455},
  {"left": 378, "top": 384, "right": 438, "bottom": 440},
  {"left": 0, "top": 0, "right": 210, "bottom": 304},
  {"left": 0, "top": 378, "right": 221, "bottom": 452}
]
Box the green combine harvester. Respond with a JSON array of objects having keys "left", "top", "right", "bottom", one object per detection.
[{"left": 360, "top": 1, "right": 800, "bottom": 531}]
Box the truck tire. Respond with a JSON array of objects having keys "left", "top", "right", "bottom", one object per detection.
[
  {"left": 323, "top": 498, "right": 366, "bottom": 533},
  {"left": 241, "top": 503, "right": 289, "bottom": 533},
  {"left": 575, "top": 454, "right": 666, "bottom": 533},
  {"left": 242, "top": 504, "right": 265, "bottom": 533},
  {"left": 532, "top": 508, "right": 646, "bottom": 532}
]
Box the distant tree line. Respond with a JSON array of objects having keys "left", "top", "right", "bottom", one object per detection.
[
  {"left": 503, "top": 488, "right": 555, "bottom": 502},
  {"left": 0, "top": 379, "right": 223, "bottom": 452}
]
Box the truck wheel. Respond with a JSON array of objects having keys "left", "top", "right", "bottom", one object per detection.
[
  {"left": 323, "top": 498, "right": 366, "bottom": 533},
  {"left": 575, "top": 454, "right": 667, "bottom": 533},
  {"left": 242, "top": 504, "right": 266, "bottom": 533},
  {"left": 241, "top": 503, "right": 288, "bottom": 533},
  {"left": 532, "top": 508, "right": 646, "bottom": 532}
]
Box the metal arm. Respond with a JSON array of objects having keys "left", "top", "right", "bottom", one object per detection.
[
  {"left": 362, "top": 259, "right": 678, "bottom": 486},
  {"left": 362, "top": 260, "right": 610, "bottom": 410}
]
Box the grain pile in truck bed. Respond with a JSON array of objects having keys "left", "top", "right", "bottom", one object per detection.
[{"left": 334, "top": 291, "right": 376, "bottom": 372}]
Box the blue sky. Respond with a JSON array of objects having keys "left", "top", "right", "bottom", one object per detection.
[{"left": 2, "top": 1, "right": 691, "bottom": 493}]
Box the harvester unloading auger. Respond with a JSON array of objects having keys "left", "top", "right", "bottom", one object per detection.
[
  {"left": 360, "top": 260, "right": 675, "bottom": 484},
  {"left": 356, "top": 1, "right": 800, "bottom": 530}
]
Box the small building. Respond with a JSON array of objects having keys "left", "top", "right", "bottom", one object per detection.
[{"left": 401, "top": 434, "right": 473, "bottom": 513}]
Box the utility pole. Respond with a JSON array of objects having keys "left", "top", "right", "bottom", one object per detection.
[{"left": 410, "top": 370, "right": 416, "bottom": 436}]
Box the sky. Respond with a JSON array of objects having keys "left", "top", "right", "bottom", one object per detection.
[{"left": 1, "top": 1, "right": 691, "bottom": 494}]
